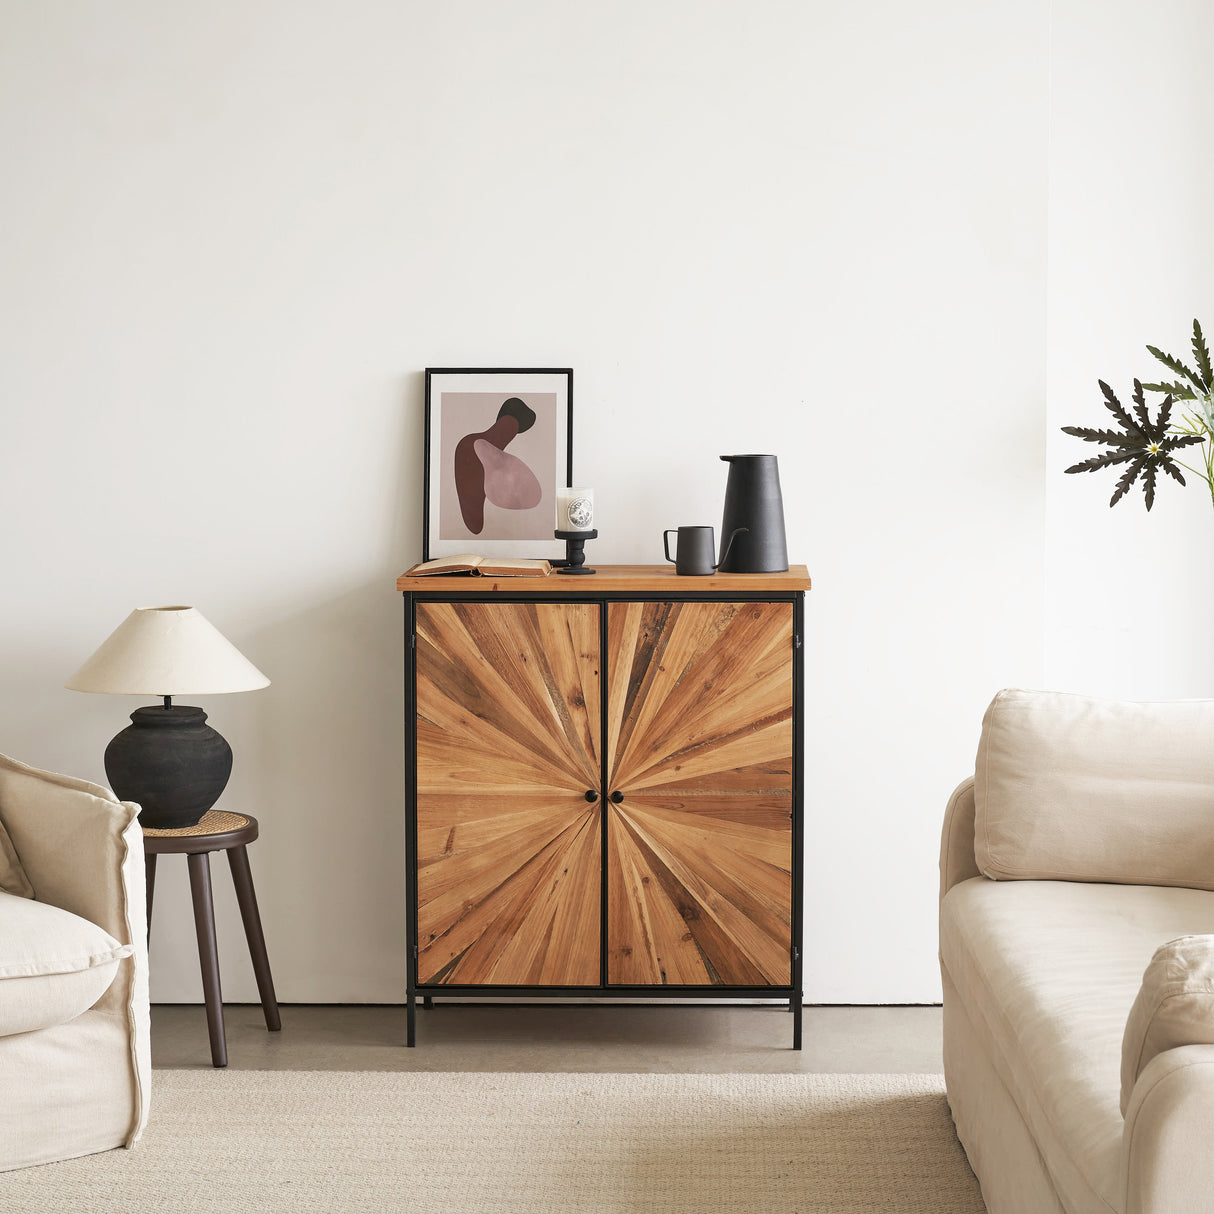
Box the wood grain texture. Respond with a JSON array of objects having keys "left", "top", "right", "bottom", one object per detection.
[
  {"left": 398, "top": 564, "right": 811, "bottom": 594},
  {"left": 606, "top": 601, "right": 793, "bottom": 986},
  {"left": 415, "top": 602, "right": 601, "bottom": 985}
]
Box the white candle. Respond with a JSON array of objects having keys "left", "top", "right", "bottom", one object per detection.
[{"left": 556, "top": 487, "right": 594, "bottom": 531}]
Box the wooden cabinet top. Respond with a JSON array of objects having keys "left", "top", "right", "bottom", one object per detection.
[{"left": 397, "top": 563, "right": 811, "bottom": 594}]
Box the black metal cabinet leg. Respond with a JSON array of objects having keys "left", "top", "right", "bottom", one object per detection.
[
  {"left": 227, "top": 844, "right": 281, "bottom": 1032},
  {"left": 407, "top": 991, "right": 416, "bottom": 1047},
  {"left": 423, "top": 996, "right": 433, "bottom": 1009},
  {"left": 793, "top": 1001, "right": 803, "bottom": 1051},
  {"left": 187, "top": 852, "right": 228, "bottom": 1068},
  {"left": 144, "top": 853, "right": 157, "bottom": 947}
]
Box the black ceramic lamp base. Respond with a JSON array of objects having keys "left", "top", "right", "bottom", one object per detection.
[
  {"left": 104, "top": 705, "right": 232, "bottom": 830},
  {"left": 555, "top": 528, "right": 597, "bottom": 575}
]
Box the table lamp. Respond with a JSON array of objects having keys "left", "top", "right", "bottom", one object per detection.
[{"left": 65, "top": 606, "right": 269, "bottom": 830}]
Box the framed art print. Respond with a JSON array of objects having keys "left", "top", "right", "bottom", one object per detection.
[{"left": 423, "top": 368, "right": 573, "bottom": 561}]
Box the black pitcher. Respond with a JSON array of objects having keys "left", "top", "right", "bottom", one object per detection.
[{"left": 718, "top": 454, "right": 788, "bottom": 573}]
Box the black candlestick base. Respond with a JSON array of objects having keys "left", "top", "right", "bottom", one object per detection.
[{"left": 555, "top": 528, "right": 597, "bottom": 575}]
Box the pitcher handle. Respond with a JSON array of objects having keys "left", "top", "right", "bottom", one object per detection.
[
  {"left": 717, "top": 527, "right": 748, "bottom": 570},
  {"left": 663, "top": 530, "right": 678, "bottom": 564}
]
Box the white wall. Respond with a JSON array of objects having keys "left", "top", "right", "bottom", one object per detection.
[
  {"left": 6, "top": 0, "right": 1193, "bottom": 1008},
  {"left": 1046, "top": 0, "right": 1214, "bottom": 700}
]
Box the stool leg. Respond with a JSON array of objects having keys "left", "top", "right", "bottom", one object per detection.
[
  {"left": 227, "top": 844, "right": 281, "bottom": 1032},
  {"left": 144, "top": 853, "right": 157, "bottom": 947},
  {"left": 187, "top": 852, "right": 228, "bottom": 1068}
]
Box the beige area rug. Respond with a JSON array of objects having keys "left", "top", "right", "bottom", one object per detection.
[{"left": 4, "top": 1071, "right": 984, "bottom": 1213}]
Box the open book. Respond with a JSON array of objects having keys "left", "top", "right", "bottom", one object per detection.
[{"left": 404, "top": 554, "right": 552, "bottom": 578}]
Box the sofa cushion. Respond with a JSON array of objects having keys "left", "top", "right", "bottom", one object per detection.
[
  {"left": 941, "top": 877, "right": 1214, "bottom": 1214},
  {"left": 1121, "top": 934, "right": 1214, "bottom": 1115},
  {"left": 974, "top": 689, "right": 1214, "bottom": 887},
  {"left": 0, "top": 817, "right": 32, "bottom": 899},
  {"left": 0, "top": 891, "right": 132, "bottom": 1036}
]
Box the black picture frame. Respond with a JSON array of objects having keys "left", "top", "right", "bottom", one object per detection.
[{"left": 423, "top": 368, "right": 573, "bottom": 561}]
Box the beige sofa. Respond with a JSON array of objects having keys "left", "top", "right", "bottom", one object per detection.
[
  {"left": 941, "top": 690, "right": 1214, "bottom": 1214},
  {"left": 0, "top": 754, "right": 151, "bottom": 1171}
]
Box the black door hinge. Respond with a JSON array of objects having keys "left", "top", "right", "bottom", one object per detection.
[
  {"left": 793, "top": 634, "right": 801, "bottom": 649},
  {"left": 412, "top": 944, "right": 419, "bottom": 959}
]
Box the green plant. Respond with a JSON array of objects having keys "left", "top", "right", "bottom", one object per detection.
[{"left": 1063, "top": 319, "right": 1214, "bottom": 510}]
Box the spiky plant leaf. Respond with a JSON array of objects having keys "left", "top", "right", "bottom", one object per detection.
[
  {"left": 1168, "top": 433, "right": 1202, "bottom": 451},
  {"left": 1060, "top": 425, "right": 1139, "bottom": 447},
  {"left": 1143, "top": 462, "right": 1159, "bottom": 510},
  {"left": 1111, "top": 460, "right": 1142, "bottom": 507},
  {"left": 1065, "top": 450, "right": 1138, "bottom": 474},
  {"left": 1146, "top": 345, "right": 1205, "bottom": 393},
  {"left": 1098, "top": 380, "right": 1139, "bottom": 434},
  {"left": 1161, "top": 458, "right": 1187, "bottom": 486},
  {"left": 1155, "top": 391, "right": 1175, "bottom": 436},
  {"left": 1140, "top": 379, "right": 1197, "bottom": 400},
  {"left": 1131, "top": 380, "right": 1158, "bottom": 437},
  {"left": 1192, "top": 320, "right": 1213, "bottom": 393}
]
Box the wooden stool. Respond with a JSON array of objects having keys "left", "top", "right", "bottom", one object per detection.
[{"left": 143, "top": 810, "right": 281, "bottom": 1067}]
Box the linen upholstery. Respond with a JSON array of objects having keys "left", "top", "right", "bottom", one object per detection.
[
  {"left": 943, "top": 690, "right": 1214, "bottom": 1214},
  {"left": 1121, "top": 936, "right": 1214, "bottom": 1116},
  {"left": 0, "top": 815, "right": 33, "bottom": 898},
  {"left": 1122, "top": 1045, "right": 1214, "bottom": 1214},
  {"left": 942, "top": 879, "right": 1214, "bottom": 1214},
  {"left": 0, "top": 753, "right": 150, "bottom": 1171},
  {"left": 974, "top": 689, "right": 1214, "bottom": 888},
  {"left": 939, "top": 777, "right": 980, "bottom": 901},
  {"left": 942, "top": 966, "right": 1069, "bottom": 1214},
  {"left": 0, "top": 892, "right": 131, "bottom": 1035},
  {"left": 1, "top": 1011, "right": 151, "bottom": 1174}
]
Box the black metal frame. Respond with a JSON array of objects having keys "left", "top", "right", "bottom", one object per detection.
[
  {"left": 402, "top": 586, "right": 806, "bottom": 1049},
  {"left": 422, "top": 367, "right": 574, "bottom": 562}
]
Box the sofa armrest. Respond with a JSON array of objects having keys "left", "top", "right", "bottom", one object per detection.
[
  {"left": 940, "top": 777, "right": 980, "bottom": 903},
  {"left": 1120, "top": 935, "right": 1214, "bottom": 1115},
  {"left": 0, "top": 756, "right": 147, "bottom": 1015},
  {"left": 0, "top": 755, "right": 150, "bottom": 1149},
  {"left": 0, "top": 760, "right": 142, "bottom": 943},
  {"left": 1123, "top": 1045, "right": 1214, "bottom": 1214}
]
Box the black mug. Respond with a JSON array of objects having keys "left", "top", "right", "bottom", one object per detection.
[{"left": 663, "top": 526, "right": 745, "bottom": 576}]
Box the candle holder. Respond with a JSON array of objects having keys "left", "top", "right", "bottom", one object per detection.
[{"left": 554, "top": 529, "right": 597, "bottom": 575}]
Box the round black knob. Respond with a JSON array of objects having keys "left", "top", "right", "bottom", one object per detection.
[
  {"left": 610, "top": 790, "right": 624, "bottom": 804},
  {"left": 584, "top": 789, "right": 599, "bottom": 802}
]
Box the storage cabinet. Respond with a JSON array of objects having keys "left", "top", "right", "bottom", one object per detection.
[{"left": 399, "top": 565, "right": 809, "bottom": 1047}]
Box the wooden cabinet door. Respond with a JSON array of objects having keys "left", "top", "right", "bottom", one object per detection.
[
  {"left": 414, "top": 601, "right": 601, "bottom": 986},
  {"left": 606, "top": 601, "right": 794, "bottom": 986}
]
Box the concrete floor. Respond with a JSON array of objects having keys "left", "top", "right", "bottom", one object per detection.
[{"left": 151, "top": 1003, "right": 944, "bottom": 1073}]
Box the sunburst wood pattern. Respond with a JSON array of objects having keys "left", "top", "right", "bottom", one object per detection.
[
  {"left": 415, "top": 602, "right": 601, "bottom": 986},
  {"left": 606, "top": 601, "right": 793, "bottom": 986}
]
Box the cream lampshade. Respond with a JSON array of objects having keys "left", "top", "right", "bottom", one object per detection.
[
  {"left": 67, "top": 606, "right": 269, "bottom": 829},
  {"left": 66, "top": 606, "right": 269, "bottom": 696}
]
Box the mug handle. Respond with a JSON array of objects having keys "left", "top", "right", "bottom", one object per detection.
[{"left": 663, "top": 530, "right": 678, "bottom": 564}]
